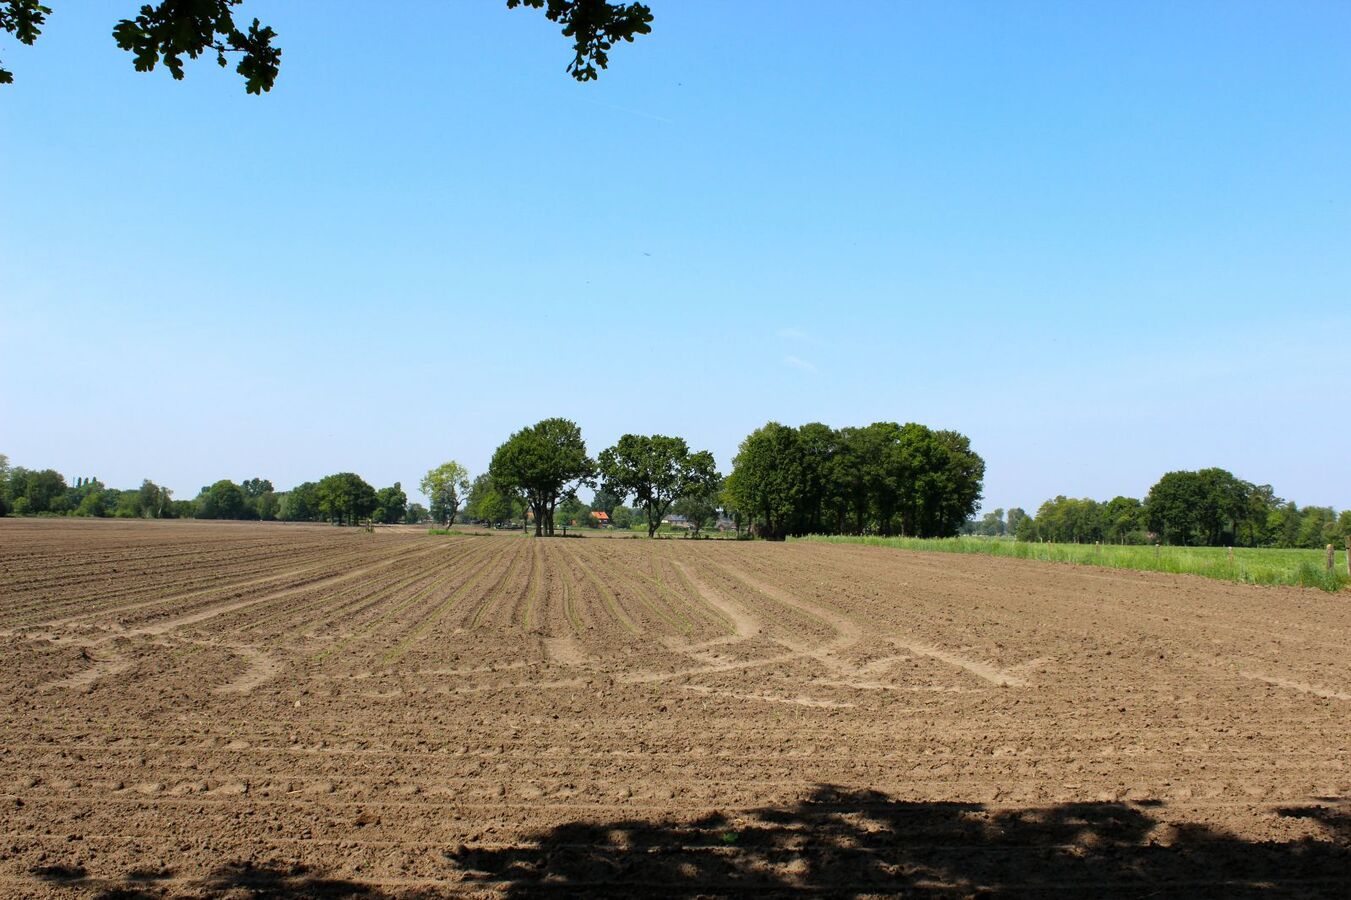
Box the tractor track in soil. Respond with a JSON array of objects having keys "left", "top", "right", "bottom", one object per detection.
[{"left": 0, "top": 519, "right": 1347, "bottom": 897}]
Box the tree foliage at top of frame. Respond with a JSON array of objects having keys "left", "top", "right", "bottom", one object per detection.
[
  {"left": 507, "top": 0, "right": 653, "bottom": 82},
  {"left": 1, "top": 0, "right": 652, "bottom": 90},
  {"left": 0, "top": 0, "right": 49, "bottom": 84},
  {"left": 111, "top": 0, "right": 281, "bottom": 95}
]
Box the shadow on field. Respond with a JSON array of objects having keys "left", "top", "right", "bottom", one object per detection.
[
  {"left": 29, "top": 786, "right": 1351, "bottom": 898},
  {"left": 32, "top": 860, "right": 388, "bottom": 899},
  {"left": 453, "top": 785, "right": 1351, "bottom": 898}
]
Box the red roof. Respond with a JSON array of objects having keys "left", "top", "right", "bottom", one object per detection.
[{"left": 590, "top": 511, "right": 610, "bottom": 521}]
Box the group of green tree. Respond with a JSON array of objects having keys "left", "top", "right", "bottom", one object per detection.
[
  {"left": 967, "top": 467, "right": 1351, "bottom": 549},
  {"left": 252, "top": 475, "right": 421, "bottom": 526},
  {"left": 0, "top": 454, "right": 429, "bottom": 525},
  {"left": 455, "top": 418, "right": 723, "bottom": 538},
  {"left": 450, "top": 418, "right": 985, "bottom": 541},
  {"left": 190, "top": 474, "right": 429, "bottom": 525},
  {"left": 0, "top": 458, "right": 175, "bottom": 519},
  {"left": 724, "top": 422, "right": 986, "bottom": 540},
  {"left": 4, "top": 416, "right": 989, "bottom": 542},
  {"left": 1, "top": 419, "right": 988, "bottom": 544}
]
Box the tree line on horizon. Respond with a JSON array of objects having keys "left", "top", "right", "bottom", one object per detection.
[
  {"left": 965, "top": 467, "right": 1351, "bottom": 550},
  {"left": 0, "top": 419, "right": 989, "bottom": 542},
  {"left": 0, "top": 454, "right": 427, "bottom": 525},
  {"left": 11, "top": 444, "right": 1341, "bottom": 550},
  {"left": 444, "top": 418, "right": 987, "bottom": 541}
]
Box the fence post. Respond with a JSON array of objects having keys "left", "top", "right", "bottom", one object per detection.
[
  {"left": 1227, "top": 546, "right": 1233, "bottom": 564},
  {"left": 1346, "top": 537, "right": 1351, "bottom": 577},
  {"left": 1154, "top": 543, "right": 1160, "bottom": 559},
  {"left": 1327, "top": 544, "right": 1336, "bottom": 572}
]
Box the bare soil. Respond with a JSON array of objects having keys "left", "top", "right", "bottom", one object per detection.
[{"left": 1, "top": 519, "right": 1347, "bottom": 897}]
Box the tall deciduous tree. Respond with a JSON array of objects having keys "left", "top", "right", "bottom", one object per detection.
[
  {"left": 137, "top": 479, "right": 172, "bottom": 518},
  {"left": 373, "top": 482, "right": 408, "bottom": 525},
  {"left": 279, "top": 481, "right": 320, "bottom": 522},
  {"left": 421, "top": 462, "right": 471, "bottom": 528},
  {"left": 489, "top": 418, "right": 594, "bottom": 537},
  {"left": 239, "top": 477, "right": 276, "bottom": 520},
  {"left": 241, "top": 478, "right": 273, "bottom": 497},
  {"left": 1145, "top": 468, "right": 1255, "bottom": 547},
  {"left": 1102, "top": 496, "right": 1144, "bottom": 544},
  {"left": 198, "top": 479, "right": 246, "bottom": 520},
  {"left": 725, "top": 423, "right": 806, "bottom": 541},
  {"left": 924, "top": 429, "right": 986, "bottom": 538},
  {"left": 597, "top": 434, "right": 720, "bottom": 538},
  {"left": 792, "top": 422, "right": 839, "bottom": 536},
  {"left": 316, "top": 472, "right": 377, "bottom": 526},
  {"left": 829, "top": 425, "right": 879, "bottom": 535}
]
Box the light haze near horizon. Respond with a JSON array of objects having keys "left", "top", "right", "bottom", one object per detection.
[{"left": 2, "top": 1, "right": 1348, "bottom": 512}]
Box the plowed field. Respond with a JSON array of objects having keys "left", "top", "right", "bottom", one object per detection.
[{"left": 1, "top": 519, "right": 1348, "bottom": 897}]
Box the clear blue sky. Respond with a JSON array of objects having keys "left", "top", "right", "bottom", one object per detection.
[{"left": 2, "top": 1, "right": 1348, "bottom": 512}]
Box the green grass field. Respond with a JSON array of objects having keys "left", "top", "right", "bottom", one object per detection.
[{"left": 796, "top": 535, "right": 1350, "bottom": 592}]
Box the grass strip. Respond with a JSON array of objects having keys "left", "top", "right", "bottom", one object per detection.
[{"left": 795, "top": 535, "right": 1350, "bottom": 592}]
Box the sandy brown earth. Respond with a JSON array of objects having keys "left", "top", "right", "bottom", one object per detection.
[{"left": 0, "top": 518, "right": 1347, "bottom": 898}]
